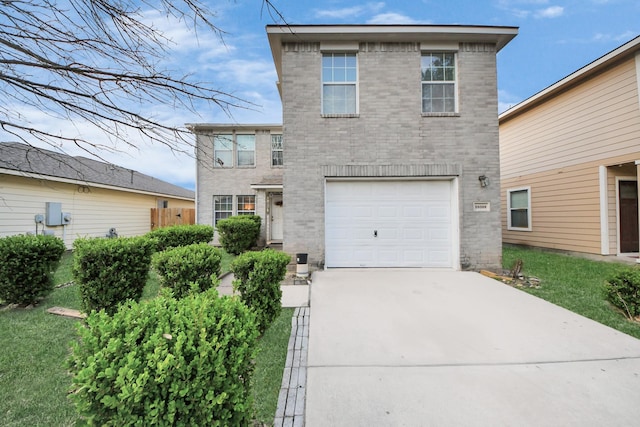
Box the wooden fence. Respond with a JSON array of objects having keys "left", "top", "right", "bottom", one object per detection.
[{"left": 150, "top": 208, "right": 196, "bottom": 230}]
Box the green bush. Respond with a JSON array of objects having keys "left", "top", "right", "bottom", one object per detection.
[
  {"left": 73, "top": 236, "right": 156, "bottom": 315},
  {"left": 231, "top": 249, "right": 291, "bottom": 333},
  {"left": 0, "top": 234, "right": 65, "bottom": 305},
  {"left": 606, "top": 268, "right": 640, "bottom": 318},
  {"left": 216, "top": 215, "right": 261, "bottom": 255},
  {"left": 146, "top": 225, "right": 214, "bottom": 252},
  {"left": 152, "top": 243, "right": 222, "bottom": 298},
  {"left": 68, "top": 289, "right": 258, "bottom": 426}
]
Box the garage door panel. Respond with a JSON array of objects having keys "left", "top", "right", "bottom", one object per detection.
[{"left": 325, "top": 180, "right": 454, "bottom": 268}]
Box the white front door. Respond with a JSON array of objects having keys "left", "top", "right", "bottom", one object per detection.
[
  {"left": 270, "top": 194, "right": 284, "bottom": 241},
  {"left": 325, "top": 180, "right": 455, "bottom": 268}
]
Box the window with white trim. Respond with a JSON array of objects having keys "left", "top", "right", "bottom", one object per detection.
[
  {"left": 213, "top": 135, "right": 233, "bottom": 167},
  {"left": 237, "top": 195, "right": 256, "bottom": 215},
  {"left": 421, "top": 52, "right": 457, "bottom": 113},
  {"left": 322, "top": 53, "right": 357, "bottom": 115},
  {"left": 507, "top": 187, "right": 532, "bottom": 231},
  {"left": 236, "top": 134, "right": 255, "bottom": 167},
  {"left": 213, "top": 195, "right": 232, "bottom": 226},
  {"left": 271, "top": 134, "right": 283, "bottom": 167}
]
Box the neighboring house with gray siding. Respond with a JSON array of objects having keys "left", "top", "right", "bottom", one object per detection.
[
  {"left": 0, "top": 142, "right": 195, "bottom": 248},
  {"left": 500, "top": 35, "right": 640, "bottom": 258},
  {"left": 192, "top": 24, "right": 518, "bottom": 271}
]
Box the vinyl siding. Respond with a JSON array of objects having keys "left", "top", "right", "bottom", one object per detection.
[
  {"left": 500, "top": 52, "right": 640, "bottom": 255},
  {"left": 0, "top": 174, "right": 194, "bottom": 248},
  {"left": 500, "top": 57, "right": 640, "bottom": 179},
  {"left": 501, "top": 155, "right": 639, "bottom": 254}
]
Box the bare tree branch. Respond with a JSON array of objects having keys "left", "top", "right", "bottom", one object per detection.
[{"left": 0, "top": 0, "right": 285, "bottom": 160}]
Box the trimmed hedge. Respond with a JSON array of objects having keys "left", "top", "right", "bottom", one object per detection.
[
  {"left": 146, "top": 225, "right": 214, "bottom": 252},
  {"left": 0, "top": 234, "right": 65, "bottom": 305},
  {"left": 73, "top": 236, "right": 156, "bottom": 315},
  {"left": 606, "top": 268, "right": 640, "bottom": 318},
  {"left": 152, "top": 243, "right": 222, "bottom": 298},
  {"left": 216, "top": 215, "right": 261, "bottom": 255},
  {"left": 68, "top": 289, "right": 259, "bottom": 426},
  {"left": 231, "top": 249, "right": 291, "bottom": 333}
]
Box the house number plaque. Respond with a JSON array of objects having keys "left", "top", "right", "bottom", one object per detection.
[{"left": 473, "top": 202, "right": 491, "bottom": 212}]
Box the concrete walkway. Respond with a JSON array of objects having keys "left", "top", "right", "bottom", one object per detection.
[
  {"left": 217, "top": 272, "right": 309, "bottom": 308},
  {"left": 306, "top": 269, "right": 640, "bottom": 426}
]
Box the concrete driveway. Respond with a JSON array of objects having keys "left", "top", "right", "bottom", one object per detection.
[{"left": 305, "top": 269, "right": 640, "bottom": 426}]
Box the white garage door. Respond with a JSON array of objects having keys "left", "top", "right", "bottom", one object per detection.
[{"left": 325, "top": 180, "right": 454, "bottom": 268}]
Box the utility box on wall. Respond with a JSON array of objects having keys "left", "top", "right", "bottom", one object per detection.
[{"left": 46, "top": 202, "right": 63, "bottom": 226}]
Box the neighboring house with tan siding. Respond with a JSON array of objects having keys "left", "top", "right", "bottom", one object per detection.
[
  {"left": 0, "top": 142, "right": 195, "bottom": 248},
  {"left": 499, "top": 35, "right": 640, "bottom": 258}
]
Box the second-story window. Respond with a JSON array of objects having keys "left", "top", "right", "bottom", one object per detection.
[
  {"left": 322, "top": 53, "right": 357, "bottom": 115},
  {"left": 236, "top": 134, "right": 255, "bottom": 167},
  {"left": 421, "top": 52, "right": 457, "bottom": 113},
  {"left": 271, "top": 134, "right": 283, "bottom": 167},
  {"left": 213, "top": 134, "right": 233, "bottom": 167}
]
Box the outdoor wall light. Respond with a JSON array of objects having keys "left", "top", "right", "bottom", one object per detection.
[{"left": 478, "top": 175, "right": 489, "bottom": 187}]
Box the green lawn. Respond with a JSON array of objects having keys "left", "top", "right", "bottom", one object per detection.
[
  {"left": 0, "top": 249, "right": 291, "bottom": 426},
  {"left": 503, "top": 245, "right": 640, "bottom": 339}
]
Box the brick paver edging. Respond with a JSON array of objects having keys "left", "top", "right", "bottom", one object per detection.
[{"left": 274, "top": 306, "right": 309, "bottom": 426}]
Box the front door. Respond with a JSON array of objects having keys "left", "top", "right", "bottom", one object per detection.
[
  {"left": 270, "top": 194, "right": 283, "bottom": 241},
  {"left": 619, "top": 180, "right": 639, "bottom": 253}
]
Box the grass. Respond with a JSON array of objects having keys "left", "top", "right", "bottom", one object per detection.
[
  {"left": 503, "top": 245, "right": 640, "bottom": 339},
  {"left": 0, "top": 249, "right": 292, "bottom": 426}
]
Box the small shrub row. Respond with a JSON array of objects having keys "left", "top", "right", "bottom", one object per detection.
[
  {"left": 231, "top": 249, "right": 291, "bottom": 333},
  {"left": 0, "top": 234, "right": 65, "bottom": 305},
  {"left": 216, "top": 215, "right": 261, "bottom": 255},
  {"left": 68, "top": 289, "right": 259, "bottom": 426},
  {"left": 606, "top": 268, "right": 640, "bottom": 318},
  {"left": 152, "top": 243, "right": 222, "bottom": 298},
  {"left": 146, "top": 224, "right": 214, "bottom": 252},
  {"left": 73, "top": 236, "right": 156, "bottom": 315}
]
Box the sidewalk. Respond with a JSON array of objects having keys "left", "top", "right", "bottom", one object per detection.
[{"left": 217, "top": 272, "right": 309, "bottom": 308}]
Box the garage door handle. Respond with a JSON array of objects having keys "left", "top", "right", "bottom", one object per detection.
[{"left": 374, "top": 230, "right": 377, "bottom": 237}]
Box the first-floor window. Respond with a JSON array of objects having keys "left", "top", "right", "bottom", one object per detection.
[
  {"left": 507, "top": 187, "right": 531, "bottom": 231},
  {"left": 214, "top": 195, "right": 232, "bottom": 226},
  {"left": 237, "top": 195, "right": 256, "bottom": 215}
]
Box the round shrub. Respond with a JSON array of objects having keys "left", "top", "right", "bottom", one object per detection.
[
  {"left": 68, "top": 289, "right": 259, "bottom": 426},
  {"left": 73, "top": 236, "right": 156, "bottom": 315},
  {"left": 216, "top": 215, "right": 261, "bottom": 255},
  {"left": 606, "top": 268, "right": 640, "bottom": 318},
  {"left": 231, "top": 249, "right": 291, "bottom": 333},
  {"left": 0, "top": 234, "right": 65, "bottom": 305},
  {"left": 152, "top": 243, "right": 222, "bottom": 298},
  {"left": 146, "top": 224, "right": 214, "bottom": 252}
]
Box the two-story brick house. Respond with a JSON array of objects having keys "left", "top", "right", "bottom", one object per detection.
[
  {"left": 188, "top": 124, "right": 284, "bottom": 246},
  {"left": 192, "top": 25, "right": 517, "bottom": 270}
]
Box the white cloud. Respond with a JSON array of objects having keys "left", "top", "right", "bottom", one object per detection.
[
  {"left": 367, "top": 13, "right": 422, "bottom": 25},
  {"left": 498, "top": 89, "right": 523, "bottom": 114},
  {"left": 534, "top": 5, "right": 564, "bottom": 18},
  {"left": 314, "top": 2, "right": 385, "bottom": 20}
]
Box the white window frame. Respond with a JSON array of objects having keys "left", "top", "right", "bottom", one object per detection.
[
  {"left": 321, "top": 52, "right": 359, "bottom": 116},
  {"left": 271, "top": 134, "right": 283, "bottom": 167},
  {"left": 213, "top": 195, "right": 233, "bottom": 226},
  {"left": 236, "top": 134, "right": 255, "bottom": 167},
  {"left": 507, "top": 187, "right": 532, "bottom": 231},
  {"left": 421, "top": 51, "right": 458, "bottom": 114},
  {"left": 213, "top": 134, "right": 233, "bottom": 168},
  {"left": 237, "top": 195, "right": 256, "bottom": 216}
]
